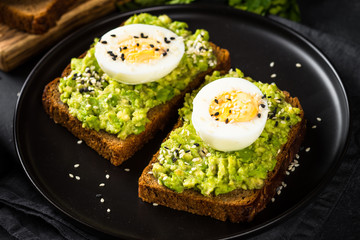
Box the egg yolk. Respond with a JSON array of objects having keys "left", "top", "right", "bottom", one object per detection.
[
  {"left": 118, "top": 37, "right": 167, "bottom": 64},
  {"left": 209, "top": 90, "right": 260, "bottom": 123}
]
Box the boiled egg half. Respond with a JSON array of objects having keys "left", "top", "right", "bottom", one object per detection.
[
  {"left": 192, "top": 77, "right": 269, "bottom": 152},
  {"left": 95, "top": 24, "right": 185, "bottom": 84}
]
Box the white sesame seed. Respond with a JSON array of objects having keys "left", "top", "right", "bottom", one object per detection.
[
  {"left": 295, "top": 163, "right": 300, "bottom": 167},
  {"left": 271, "top": 73, "right": 277, "bottom": 78},
  {"left": 296, "top": 63, "right": 302, "bottom": 68},
  {"left": 271, "top": 198, "right": 275, "bottom": 202},
  {"left": 270, "top": 62, "right": 275, "bottom": 67},
  {"left": 17, "top": 92, "right": 20, "bottom": 97},
  {"left": 74, "top": 164, "right": 80, "bottom": 168},
  {"left": 277, "top": 190, "right": 281, "bottom": 195},
  {"left": 305, "top": 147, "right": 311, "bottom": 152},
  {"left": 100, "top": 198, "right": 104, "bottom": 203},
  {"left": 77, "top": 140, "right": 83, "bottom": 144},
  {"left": 291, "top": 167, "right": 296, "bottom": 172},
  {"left": 294, "top": 159, "right": 299, "bottom": 164},
  {"left": 316, "top": 117, "right": 322, "bottom": 122},
  {"left": 75, "top": 176, "right": 80, "bottom": 180},
  {"left": 295, "top": 154, "right": 300, "bottom": 159},
  {"left": 148, "top": 171, "right": 153, "bottom": 175},
  {"left": 105, "top": 174, "right": 110, "bottom": 179},
  {"left": 69, "top": 173, "right": 74, "bottom": 178},
  {"left": 99, "top": 183, "right": 105, "bottom": 187},
  {"left": 282, "top": 182, "right": 287, "bottom": 188},
  {"left": 107, "top": 208, "right": 111, "bottom": 213},
  {"left": 285, "top": 171, "right": 290, "bottom": 175},
  {"left": 312, "top": 125, "right": 317, "bottom": 129},
  {"left": 124, "top": 168, "right": 130, "bottom": 172},
  {"left": 153, "top": 203, "right": 159, "bottom": 206}
]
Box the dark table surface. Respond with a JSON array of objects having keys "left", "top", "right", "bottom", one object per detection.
[{"left": 1, "top": 1, "right": 360, "bottom": 239}]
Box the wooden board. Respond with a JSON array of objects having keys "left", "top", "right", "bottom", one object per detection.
[{"left": 0, "top": 0, "right": 117, "bottom": 72}]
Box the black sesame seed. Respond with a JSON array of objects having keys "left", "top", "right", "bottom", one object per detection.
[
  {"left": 185, "top": 150, "right": 190, "bottom": 153},
  {"left": 260, "top": 104, "right": 266, "bottom": 108},
  {"left": 149, "top": 44, "right": 154, "bottom": 48},
  {"left": 162, "top": 52, "right": 167, "bottom": 56},
  {"left": 136, "top": 43, "right": 139, "bottom": 47},
  {"left": 275, "top": 121, "right": 279, "bottom": 127},
  {"left": 225, "top": 118, "right": 229, "bottom": 124},
  {"left": 262, "top": 94, "right": 266, "bottom": 99},
  {"left": 133, "top": 36, "right": 139, "bottom": 38},
  {"left": 214, "top": 112, "right": 219, "bottom": 116},
  {"left": 229, "top": 110, "right": 232, "bottom": 113},
  {"left": 178, "top": 144, "right": 182, "bottom": 148},
  {"left": 119, "top": 47, "right": 122, "bottom": 52},
  {"left": 140, "top": 33, "right": 148, "bottom": 38},
  {"left": 227, "top": 98, "right": 231, "bottom": 101},
  {"left": 110, "top": 34, "right": 116, "bottom": 37},
  {"left": 215, "top": 118, "right": 219, "bottom": 121},
  {"left": 170, "top": 37, "right": 175, "bottom": 40},
  {"left": 166, "top": 48, "right": 169, "bottom": 52},
  {"left": 123, "top": 46, "right": 128, "bottom": 50},
  {"left": 101, "top": 40, "right": 107, "bottom": 44},
  {"left": 257, "top": 113, "right": 261, "bottom": 118},
  {"left": 164, "top": 146, "right": 169, "bottom": 150},
  {"left": 286, "top": 116, "right": 290, "bottom": 120},
  {"left": 194, "top": 143, "right": 200, "bottom": 147},
  {"left": 280, "top": 116, "right": 285, "bottom": 120},
  {"left": 172, "top": 157, "right": 177, "bottom": 163},
  {"left": 164, "top": 37, "right": 171, "bottom": 43},
  {"left": 201, "top": 150, "right": 206, "bottom": 154},
  {"left": 155, "top": 48, "right": 159, "bottom": 51},
  {"left": 214, "top": 99, "right": 218, "bottom": 104}
]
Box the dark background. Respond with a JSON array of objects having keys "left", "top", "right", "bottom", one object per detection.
[{"left": 1, "top": 0, "right": 359, "bottom": 239}]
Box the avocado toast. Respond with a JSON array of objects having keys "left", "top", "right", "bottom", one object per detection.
[
  {"left": 42, "top": 13, "right": 230, "bottom": 166},
  {"left": 139, "top": 69, "right": 306, "bottom": 222}
]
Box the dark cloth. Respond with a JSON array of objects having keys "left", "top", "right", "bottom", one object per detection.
[{"left": 1, "top": 1, "right": 359, "bottom": 239}]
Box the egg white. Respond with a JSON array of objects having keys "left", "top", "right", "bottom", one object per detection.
[
  {"left": 95, "top": 24, "right": 185, "bottom": 85},
  {"left": 191, "top": 77, "right": 269, "bottom": 152}
]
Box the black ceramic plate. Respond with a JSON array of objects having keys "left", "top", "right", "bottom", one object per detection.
[{"left": 14, "top": 4, "right": 349, "bottom": 239}]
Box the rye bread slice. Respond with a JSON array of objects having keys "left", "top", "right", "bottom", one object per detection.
[
  {"left": 42, "top": 43, "right": 231, "bottom": 166},
  {"left": 138, "top": 91, "right": 306, "bottom": 222},
  {"left": 0, "top": 0, "right": 86, "bottom": 34}
]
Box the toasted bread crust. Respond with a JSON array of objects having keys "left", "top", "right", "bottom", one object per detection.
[
  {"left": 0, "top": 0, "right": 85, "bottom": 34},
  {"left": 138, "top": 91, "right": 306, "bottom": 222},
  {"left": 42, "top": 43, "right": 231, "bottom": 166}
]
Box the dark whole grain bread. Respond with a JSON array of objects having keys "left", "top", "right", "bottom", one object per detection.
[
  {"left": 138, "top": 91, "right": 306, "bottom": 222},
  {"left": 42, "top": 43, "right": 231, "bottom": 166},
  {"left": 0, "top": 0, "right": 86, "bottom": 34}
]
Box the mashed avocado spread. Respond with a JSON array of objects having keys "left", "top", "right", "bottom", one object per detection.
[
  {"left": 152, "top": 69, "right": 302, "bottom": 196},
  {"left": 58, "top": 14, "right": 217, "bottom": 139}
]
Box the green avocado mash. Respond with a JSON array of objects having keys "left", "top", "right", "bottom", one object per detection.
[
  {"left": 58, "top": 13, "right": 217, "bottom": 139},
  {"left": 152, "top": 69, "right": 302, "bottom": 196}
]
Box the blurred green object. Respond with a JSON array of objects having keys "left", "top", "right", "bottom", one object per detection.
[
  {"left": 228, "top": 0, "right": 300, "bottom": 21},
  {"left": 116, "top": 0, "right": 300, "bottom": 22},
  {"left": 116, "top": 0, "right": 196, "bottom": 11}
]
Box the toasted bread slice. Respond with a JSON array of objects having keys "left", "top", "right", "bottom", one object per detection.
[
  {"left": 0, "top": 0, "right": 86, "bottom": 34},
  {"left": 42, "top": 43, "right": 230, "bottom": 166},
  {"left": 138, "top": 91, "right": 306, "bottom": 222}
]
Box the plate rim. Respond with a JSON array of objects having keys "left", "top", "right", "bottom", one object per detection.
[{"left": 14, "top": 4, "right": 351, "bottom": 239}]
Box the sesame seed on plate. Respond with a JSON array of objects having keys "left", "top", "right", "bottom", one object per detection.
[
  {"left": 74, "top": 164, "right": 80, "bottom": 168},
  {"left": 312, "top": 125, "right": 317, "bottom": 129},
  {"left": 100, "top": 198, "right": 104, "bottom": 203},
  {"left": 316, "top": 117, "right": 322, "bottom": 122},
  {"left": 270, "top": 62, "right": 275, "bottom": 67},
  {"left": 270, "top": 73, "right": 277, "bottom": 78},
  {"left": 153, "top": 203, "right": 159, "bottom": 206},
  {"left": 99, "top": 183, "right": 105, "bottom": 187},
  {"left": 124, "top": 168, "right": 130, "bottom": 172},
  {"left": 75, "top": 176, "right": 80, "bottom": 180},
  {"left": 296, "top": 63, "right": 302, "bottom": 68},
  {"left": 271, "top": 198, "right": 275, "bottom": 202},
  {"left": 69, "top": 173, "right": 74, "bottom": 178},
  {"left": 305, "top": 147, "right": 311, "bottom": 152},
  {"left": 77, "top": 140, "right": 83, "bottom": 144},
  {"left": 107, "top": 208, "right": 111, "bottom": 213},
  {"left": 105, "top": 174, "right": 110, "bottom": 179}
]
